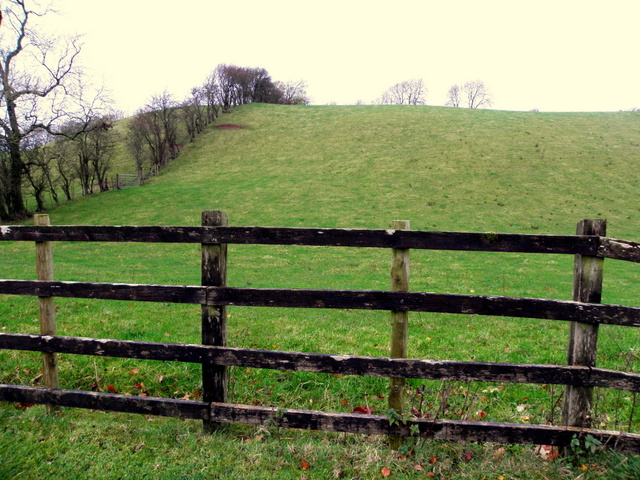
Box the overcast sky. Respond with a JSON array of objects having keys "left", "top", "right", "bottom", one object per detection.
[{"left": 43, "top": 0, "right": 640, "bottom": 115}]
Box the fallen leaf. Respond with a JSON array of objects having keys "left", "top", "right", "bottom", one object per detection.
[
  {"left": 340, "top": 400, "right": 349, "bottom": 405},
  {"left": 464, "top": 452, "right": 473, "bottom": 462},
  {"left": 129, "top": 369, "right": 140, "bottom": 375},
  {"left": 106, "top": 385, "right": 118, "bottom": 394},
  {"left": 133, "top": 442, "right": 144, "bottom": 452},
  {"left": 301, "top": 461, "right": 310, "bottom": 470},
  {"left": 414, "top": 464, "right": 424, "bottom": 471},
  {"left": 16, "top": 402, "right": 35, "bottom": 410},
  {"left": 381, "top": 465, "right": 391, "bottom": 477},
  {"left": 352, "top": 406, "right": 374, "bottom": 415},
  {"left": 494, "top": 447, "right": 506, "bottom": 459},
  {"left": 429, "top": 454, "right": 437, "bottom": 464},
  {"left": 426, "top": 473, "right": 436, "bottom": 478}
]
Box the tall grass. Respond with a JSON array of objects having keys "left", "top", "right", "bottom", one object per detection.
[{"left": 1, "top": 104, "right": 640, "bottom": 478}]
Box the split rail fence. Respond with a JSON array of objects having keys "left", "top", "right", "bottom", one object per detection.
[{"left": 1, "top": 212, "right": 640, "bottom": 453}]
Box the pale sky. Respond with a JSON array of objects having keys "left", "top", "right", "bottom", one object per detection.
[{"left": 41, "top": 0, "right": 640, "bottom": 115}]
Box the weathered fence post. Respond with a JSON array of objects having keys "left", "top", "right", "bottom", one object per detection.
[
  {"left": 563, "top": 219, "right": 606, "bottom": 430},
  {"left": 201, "top": 210, "right": 228, "bottom": 432},
  {"left": 388, "top": 220, "right": 410, "bottom": 449},
  {"left": 34, "top": 214, "right": 59, "bottom": 412}
]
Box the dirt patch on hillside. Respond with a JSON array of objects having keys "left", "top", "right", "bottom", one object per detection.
[{"left": 215, "top": 124, "right": 244, "bottom": 130}]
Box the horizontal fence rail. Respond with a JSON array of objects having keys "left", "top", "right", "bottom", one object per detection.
[
  {"left": 1, "top": 385, "right": 639, "bottom": 454},
  {"left": 3, "top": 224, "right": 640, "bottom": 262},
  {"left": 2, "top": 280, "right": 640, "bottom": 327},
  {"left": 2, "top": 333, "right": 640, "bottom": 392},
  {"left": 2, "top": 215, "right": 640, "bottom": 454}
]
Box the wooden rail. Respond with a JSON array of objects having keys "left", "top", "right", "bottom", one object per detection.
[{"left": 1, "top": 212, "right": 639, "bottom": 453}]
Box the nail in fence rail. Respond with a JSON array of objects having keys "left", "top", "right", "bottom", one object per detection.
[{"left": 1, "top": 213, "right": 640, "bottom": 453}]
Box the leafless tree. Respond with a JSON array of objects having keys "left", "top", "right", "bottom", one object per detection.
[
  {"left": 21, "top": 135, "right": 57, "bottom": 211},
  {"left": 128, "top": 110, "right": 166, "bottom": 175},
  {"left": 181, "top": 88, "right": 205, "bottom": 143},
  {"left": 0, "top": 0, "right": 86, "bottom": 220},
  {"left": 57, "top": 116, "right": 116, "bottom": 196},
  {"left": 378, "top": 79, "right": 427, "bottom": 105},
  {"left": 52, "top": 139, "right": 75, "bottom": 201},
  {"left": 214, "top": 64, "right": 239, "bottom": 111},
  {"left": 462, "top": 80, "right": 492, "bottom": 109},
  {"left": 445, "top": 84, "right": 462, "bottom": 107},
  {"left": 201, "top": 73, "right": 220, "bottom": 123},
  {"left": 275, "top": 80, "right": 310, "bottom": 105},
  {"left": 148, "top": 91, "right": 180, "bottom": 159}
]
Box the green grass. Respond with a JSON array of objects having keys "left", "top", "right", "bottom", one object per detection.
[{"left": 2, "top": 103, "right": 640, "bottom": 478}]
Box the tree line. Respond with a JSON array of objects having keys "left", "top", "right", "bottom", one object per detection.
[
  {"left": 127, "top": 66, "right": 309, "bottom": 181},
  {"left": 0, "top": 0, "right": 309, "bottom": 222},
  {"left": 376, "top": 78, "right": 492, "bottom": 108}
]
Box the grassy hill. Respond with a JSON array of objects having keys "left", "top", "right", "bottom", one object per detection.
[
  {"left": 45, "top": 104, "right": 640, "bottom": 233},
  {"left": 2, "top": 104, "right": 640, "bottom": 478}
]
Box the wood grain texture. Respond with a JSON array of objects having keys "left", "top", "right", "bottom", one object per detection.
[{"left": 2, "top": 333, "right": 639, "bottom": 392}]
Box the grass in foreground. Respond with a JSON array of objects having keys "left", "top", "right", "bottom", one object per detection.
[{"left": 2, "top": 406, "right": 639, "bottom": 479}]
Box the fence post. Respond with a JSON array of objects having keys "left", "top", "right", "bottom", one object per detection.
[
  {"left": 388, "top": 220, "right": 410, "bottom": 449},
  {"left": 201, "top": 210, "right": 228, "bottom": 432},
  {"left": 563, "top": 219, "right": 606, "bottom": 430},
  {"left": 34, "top": 214, "right": 59, "bottom": 412}
]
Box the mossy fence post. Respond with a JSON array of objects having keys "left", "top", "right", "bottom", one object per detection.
[
  {"left": 34, "top": 214, "right": 59, "bottom": 413},
  {"left": 201, "top": 210, "right": 228, "bottom": 432},
  {"left": 388, "top": 219, "right": 410, "bottom": 449},
  {"left": 563, "top": 219, "right": 606, "bottom": 430}
]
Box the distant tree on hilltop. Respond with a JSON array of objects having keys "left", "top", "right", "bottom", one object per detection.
[
  {"left": 447, "top": 80, "right": 493, "bottom": 109},
  {"left": 275, "top": 80, "right": 310, "bottom": 105},
  {"left": 377, "top": 79, "right": 427, "bottom": 105}
]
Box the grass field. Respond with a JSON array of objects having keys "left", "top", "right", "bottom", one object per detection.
[{"left": 1, "top": 104, "right": 640, "bottom": 478}]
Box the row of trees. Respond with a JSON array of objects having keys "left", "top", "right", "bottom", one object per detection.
[
  {"left": 376, "top": 79, "right": 493, "bottom": 108},
  {"left": 125, "top": 65, "right": 310, "bottom": 181}
]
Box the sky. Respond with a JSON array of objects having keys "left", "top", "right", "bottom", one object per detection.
[{"left": 37, "top": 0, "right": 640, "bottom": 115}]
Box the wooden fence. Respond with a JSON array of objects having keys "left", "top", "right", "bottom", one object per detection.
[{"left": 1, "top": 212, "right": 640, "bottom": 453}]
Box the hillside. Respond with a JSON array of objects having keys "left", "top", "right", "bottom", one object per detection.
[{"left": 49, "top": 104, "right": 640, "bottom": 236}]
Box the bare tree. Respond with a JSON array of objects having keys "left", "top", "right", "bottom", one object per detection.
[
  {"left": 214, "top": 64, "right": 238, "bottom": 112},
  {"left": 462, "top": 80, "right": 492, "bottom": 109},
  {"left": 378, "top": 79, "right": 427, "bottom": 105},
  {"left": 445, "top": 84, "right": 461, "bottom": 107},
  {"left": 55, "top": 113, "right": 116, "bottom": 196},
  {"left": 181, "top": 88, "right": 204, "bottom": 143},
  {"left": 21, "top": 136, "right": 57, "bottom": 211},
  {"left": 0, "top": 0, "right": 86, "bottom": 220},
  {"left": 148, "top": 92, "right": 180, "bottom": 159},
  {"left": 275, "top": 80, "right": 310, "bottom": 105},
  {"left": 128, "top": 110, "right": 166, "bottom": 175},
  {"left": 201, "top": 73, "right": 220, "bottom": 123}
]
